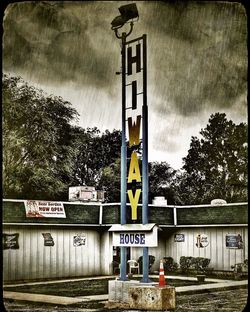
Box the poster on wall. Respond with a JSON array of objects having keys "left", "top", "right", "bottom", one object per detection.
[
  {"left": 196, "top": 234, "right": 209, "bottom": 248},
  {"left": 3, "top": 233, "right": 19, "bottom": 249},
  {"left": 174, "top": 234, "right": 185, "bottom": 242},
  {"left": 73, "top": 234, "right": 86, "bottom": 247},
  {"left": 25, "top": 200, "right": 66, "bottom": 218},
  {"left": 42, "top": 233, "right": 55, "bottom": 246},
  {"left": 226, "top": 234, "right": 243, "bottom": 249}
]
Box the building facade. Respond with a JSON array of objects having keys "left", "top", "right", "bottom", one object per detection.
[{"left": 3, "top": 200, "right": 248, "bottom": 282}]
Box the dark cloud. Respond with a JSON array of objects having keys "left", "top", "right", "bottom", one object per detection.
[
  {"left": 2, "top": 1, "right": 247, "bottom": 168},
  {"left": 145, "top": 1, "right": 247, "bottom": 117},
  {"left": 3, "top": 1, "right": 247, "bottom": 113},
  {"left": 3, "top": 1, "right": 119, "bottom": 89}
]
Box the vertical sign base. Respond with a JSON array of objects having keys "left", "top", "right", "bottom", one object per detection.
[
  {"left": 119, "top": 246, "right": 129, "bottom": 281},
  {"left": 140, "top": 247, "right": 152, "bottom": 283}
]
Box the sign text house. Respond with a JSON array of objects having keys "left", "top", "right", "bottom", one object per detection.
[{"left": 110, "top": 224, "right": 158, "bottom": 247}]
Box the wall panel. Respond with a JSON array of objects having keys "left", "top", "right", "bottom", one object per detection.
[
  {"left": 3, "top": 226, "right": 102, "bottom": 282},
  {"left": 165, "top": 226, "right": 248, "bottom": 271},
  {"left": 23, "top": 229, "right": 31, "bottom": 280},
  {"left": 100, "top": 231, "right": 112, "bottom": 275}
]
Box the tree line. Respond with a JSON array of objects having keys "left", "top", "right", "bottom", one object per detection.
[{"left": 2, "top": 74, "right": 248, "bottom": 204}]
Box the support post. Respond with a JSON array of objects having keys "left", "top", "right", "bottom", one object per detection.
[
  {"left": 141, "top": 34, "right": 151, "bottom": 283},
  {"left": 120, "top": 32, "right": 128, "bottom": 281}
]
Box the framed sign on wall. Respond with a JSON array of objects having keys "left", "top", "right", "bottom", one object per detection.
[
  {"left": 226, "top": 234, "right": 243, "bottom": 249},
  {"left": 174, "top": 234, "right": 185, "bottom": 242},
  {"left": 196, "top": 234, "right": 209, "bottom": 248},
  {"left": 42, "top": 233, "right": 55, "bottom": 246},
  {"left": 73, "top": 234, "right": 86, "bottom": 247},
  {"left": 3, "top": 233, "right": 19, "bottom": 249}
]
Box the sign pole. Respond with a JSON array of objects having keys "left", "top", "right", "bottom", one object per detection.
[
  {"left": 141, "top": 34, "right": 151, "bottom": 283},
  {"left": 120, "top": 31, "right": 128, "bottom": 281},
  {"left": 111, "top": 4, "right": 152, "bottom": 283}
]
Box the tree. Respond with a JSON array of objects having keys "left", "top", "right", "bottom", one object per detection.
[
  {"left": 98, "top": 158, "right": 121, "bottom": 203},
  {"left": 3, "top": 74, "right": 78, "bottom": 200},
  {"left": 180, "top": 113, "right": 247, "bottom": 204},
  {"left": 148, "top": 162, "right": 181, "bottom": 205},
  {"left": 68, "top": 127, "right": 121, "bottom": 187},
  {"left": 3, "top": 74, "right": 123, "bottom": 200}
]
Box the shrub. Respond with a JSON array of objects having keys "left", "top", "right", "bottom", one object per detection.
[
  {"left": 162, "top": 257, "right": 178, "bottom": 273},
  {"left": 192, "top": 257, "right": 211, "bottom": 273},
  {"left": 138, "top": 255, "right": 155, "bottom": 274},
  {"left": 179, "top": 256, "right": 193, "bottom": 273},
  {"left": 179, "top": 256, "right": 211, "bottom": 273},
  {"left": 231, "top": 259, "right": 248, "bottom": 273}
]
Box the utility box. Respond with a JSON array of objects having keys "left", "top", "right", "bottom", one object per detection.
[{"left": 68, "top": 186, "right": 105, "bottom": 202}]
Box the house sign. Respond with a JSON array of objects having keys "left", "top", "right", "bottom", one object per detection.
[{"left": 109, "top": 223, "right": 158, "bottom": 247}]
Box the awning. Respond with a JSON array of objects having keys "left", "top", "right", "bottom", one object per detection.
[{"left": 108, "top": 223, "right": 157, "bottom": 232}]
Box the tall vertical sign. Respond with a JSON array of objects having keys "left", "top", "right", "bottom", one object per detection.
[{"left": 119, "top": 33, "right": 150, "bottom": 282}]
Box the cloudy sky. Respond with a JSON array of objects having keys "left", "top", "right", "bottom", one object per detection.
[{"left": 3, "top": 1, "right": 247, "bottom": 169}]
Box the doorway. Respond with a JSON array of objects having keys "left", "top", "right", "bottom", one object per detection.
[{"left": 112, "top": 247, "right": 131, "bottom": 274}]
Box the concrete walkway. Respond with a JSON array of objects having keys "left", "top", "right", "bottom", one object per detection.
[
  {"left": 176, "top": 279, "right": 248, "bottom": 294},
  {"left": 3, "top": 276, "right": 248, "bottom": 306},
  {"left": 3, "top": 291, "right": 88, "bottom": 305}
]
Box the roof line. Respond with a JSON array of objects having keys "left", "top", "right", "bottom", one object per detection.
[
  {"left": 3, "top": 223, "right": 247, "bottom": 227},
  {"left": 159, "top": 224, "right": 248, "bottom": 227},
  {"left": 2, "top": 199, "right": 248, "bottom": 208},
  {"left": 2, "top": 223, "right": 101, "bottom": 227}
]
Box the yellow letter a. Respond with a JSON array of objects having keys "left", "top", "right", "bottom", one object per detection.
[
  {"left": 128, "top": 189, "right": 141, "bottom": 220},
  {"left": 128, "top": 116, "right": 141, "bottom": 147},
  {"left": 128, "top": 151, "right": 141, "bottom": 183}
]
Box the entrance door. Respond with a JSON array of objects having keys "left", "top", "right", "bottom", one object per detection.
[{"left": 112, "top": 247, "right": 131, "bottom": 274}]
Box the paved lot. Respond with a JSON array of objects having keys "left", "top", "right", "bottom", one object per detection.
[{"left": 3, "top": 288, "right": 248, "bottom": 312}]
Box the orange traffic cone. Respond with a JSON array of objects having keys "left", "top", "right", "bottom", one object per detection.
[{"left": 159, "top": 259, "right": 166, "bottom": 287}]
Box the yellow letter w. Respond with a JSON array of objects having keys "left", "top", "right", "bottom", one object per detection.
[{"left": 128, "top": 116, "right": 141, "bottom": 147}]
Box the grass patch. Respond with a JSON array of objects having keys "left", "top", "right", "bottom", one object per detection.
[
  {"left": 4, "top": 278, "right": 114, "bottom": 297},
  {"left": 4, "top": 277, "right": 214, "bottom": 297}
]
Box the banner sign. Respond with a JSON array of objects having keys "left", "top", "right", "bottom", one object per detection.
[
  {"left": 73, "top": 234, "right": 86, "bottom": 247},
  {"left": 42, "top": 233, "right": 55, "bottom": 246},
  {"left": 226, "top": 234, "right": 243, "bottom": 249},
  {"left": 3, "top": 233, "right": 19, "bottom": 249},
  {"left": 196, "top": 234, "right": 209, "bottom": 248},
  {"left": 174, "top": 234, "right": 185, "bottom": 242},
  {"left": 25, "top": 200, "right": 66, "bottom": 218}
]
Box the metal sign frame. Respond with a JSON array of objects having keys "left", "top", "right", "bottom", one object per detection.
[{"left": 118, "top": 32, "right": 150, "bottom": 282}]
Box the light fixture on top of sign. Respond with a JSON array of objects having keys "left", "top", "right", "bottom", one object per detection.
[{"left": 111, "top": 3, "right": 139, "bottom": 30}]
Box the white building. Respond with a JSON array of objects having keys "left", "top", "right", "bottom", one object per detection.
[{"left": 3, "top": 199, "right": 248, "bottom": 282}]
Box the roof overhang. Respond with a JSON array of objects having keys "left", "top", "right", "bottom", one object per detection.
[{"left": 108, "top": 223, "right": 158, "bottom": 232}]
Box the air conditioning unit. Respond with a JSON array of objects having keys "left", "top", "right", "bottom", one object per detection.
[
  {"left": 68, "top": 186, "right": 105, "bottom": 202},
  {"left": 211, "top": 198, "right": 227, "bottom": 205},
  {"left": 152, "top": 196, "right": 167, "bottom": 206}
]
